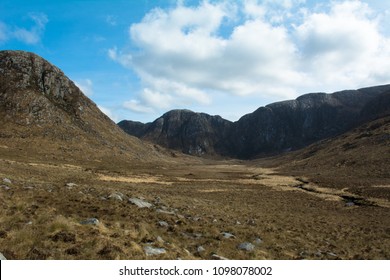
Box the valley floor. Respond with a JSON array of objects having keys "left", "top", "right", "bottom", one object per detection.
[{"left": 0, "top": 153, "right": 389, "bottom": 260}]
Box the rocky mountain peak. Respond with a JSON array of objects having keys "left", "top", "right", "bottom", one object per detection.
[{"left": 120, "top": 85, "right": 390, "bottom": 159}]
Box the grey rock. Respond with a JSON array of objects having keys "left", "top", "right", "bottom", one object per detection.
[
  {"left": 221, "top": 232, "right": 236, "bottom": 239},
  {"left": 211, "top": 254, "right": 229, "bottom": 260},
  {"left": 108, "top": 192, "right": 125, "bottom": 201},
  {"left": 144, "top": 246, "right": 166, "bottom": 256},
  {"left": 66, "top": 183, "right": 77, "bottom": 188},
  {"left": 129, "top": 198, "right": 153, "bottom": 208},
  {"left": 156, "top": 236, "right": 165, "bottom": 244},
  {"left": 0, "top": 185, "right": 11, "bottom": 190},
  {"left": 158, "top": 221, "right": 169, "bottom": 228},
  {"left": 238, "top": 242, "right": 255, "bottom": 251},
  {"left": 156, "top": 209, "right": 175, "bottom": 215},
  {"left": 80, "top": 218, "right": 99, "bottom": 225},
  {"left": 345, "top": 201, "right": 355, "bottom": 207},
  {"left": 197, "top": 246, "right": 206, "bottom": 253},
  {"left": 0, "top": 252, "right": 7, "bottom": 260},
  {"left": 3, "top": 178, "right": 12, "bottom": 184},
  {"left": 253, "top": 238, "right": 263, "bottom": 245}
]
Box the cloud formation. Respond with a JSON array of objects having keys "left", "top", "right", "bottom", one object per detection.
[
  {"left": 75, "top": 79, "right": 94, "bottom": 97},
  {"left": 0, "top": 13, "right": 48, "bottom": 45},
  {"left": 109, "top": 0, "right": 390, "bottom": 115}
]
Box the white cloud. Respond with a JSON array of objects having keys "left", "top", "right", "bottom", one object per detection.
[
  {"left": 0, "top": 22, "right": 8, "bottom": 43},
  {"left": 295, "top": 1, "right": 390, "bottom": 89},
  {"left": 98, "top": 105, "right": 119, "bottom": 123},
  {"left": 123, "top": 99, "right": 155, "bottom": 114},
  {"left": 109, "top": 0, "right": 390, "bottom": 115},
  {"left": 106, "top": 15, "right": 118, "bottom": 26},
  {"left": 13, "top": 13, "right": 48, "bottom": 45},
  {"left": 75, "top": 79, "right": 94, "bottom": 97}
]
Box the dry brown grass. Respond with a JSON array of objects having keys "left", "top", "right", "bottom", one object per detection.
[{"left": 0, "top": 152, "right": 389, "bottom": 260}]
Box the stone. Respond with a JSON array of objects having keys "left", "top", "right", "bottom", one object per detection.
[
  {"left": 158, "top": 221, "right": 169, "bottom": 228},
  {"left": 238, "top": 242, "right": 255, "bottom": 251},
  {"left": 221, "top": 232, "right": 236, "bottom": 239},
  {"left": 0, "top": 252, "right": 6, "bottom": 260},
  {"left": 211, "top": 254, "right": 229, "bottom": 260},
  {"left": 65, "top": 183, "right": 77, "bottom": 188},
  {"left": 80, "top": 218, "right": 99, "bottom": 225},
  {"left": 197, "top": 246, "right": 206, "bottom": 253},
  {"left": 253, "top": 238, "right": 263, "bottom": 245},
  {"left": 345, "top": 201, "right": 355, "bottom": 207},
  {"left": 129, "top": 198, "right": 153, "bottom": 208},
  {"left": 156, "top": 209, "right": 175, "bottom": 215},
  {"left": 0, "top": 185, "right": 11, "bottom": 190},
  {"left": 108, "top": 192, "right": 125, "bottom": 201},
  {"left": 3, "top": 178, "right": 12, "bottom": 184},
  {"left": 144, "top": 246, "right": 166, "bottom": 256},
  {"left": 156, "top": 236, "right": 165, "bottom": 244}
]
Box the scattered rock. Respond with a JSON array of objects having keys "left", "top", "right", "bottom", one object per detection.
[
  {"left": 221, "top": 232, "right": 236, "bottom": 239},
  {"left": 80, "top": 218, "right": 99, "bottom": 225},
  {"left": 158, "top": 221, "right": 169, "bottom": 228},
  {"left": 144, "top": 246, "right": 166, "bottom": 256},
  {"left": 108, "top": 192, "right": 125, "bottom": 201},
  {"left": 0, "top": 252, "right": 6, "bottom": 260},
  {"left": 253, "top": 238, "right": 263, "bottom": 245},
  {"left": 0, "top": 185, "right": 11, "bottom": 190},
  {"left": 345, "top": 202, "right": 355, "bottom": 207},
  {"left": 129, "top": 198, "right": 153, "bottom": 208},
  {"left": 156, "top": 236, "right": 165, "bottom": 244},
  {"left": 327, "top": 252, "right": 338, "bottom": 257},
  {"left": 197, "top": 246, "right": 206, "bottom": 253},
  {"left": 65, "top": 183, "right": 77, "bottom": 188},
  {"left": 3, "top": 178, "right": 12, "bottom": 184},
  {"left": 238, "top": 242, "right": 255, "bottom": 251},
  {"left": 156, "top": 209, "right": 175, "bottom": 215},
  {"left": 211, "top": 254, "right": 229, "bottom": 260}
]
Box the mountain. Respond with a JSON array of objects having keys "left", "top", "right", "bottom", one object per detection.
[
  {"left": 119, "top": 109, "right": 233, "bottom": 156},
  {"left": 0, "top": 50, "right": 160, "bottom": 162},
  {"left": 269, "top": 114, "right": 390, "bottom": 200},
  {"left": 119, "top": 85, "right": 390, "bottom": 159}
]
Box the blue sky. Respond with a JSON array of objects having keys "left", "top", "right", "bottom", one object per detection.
[{"left": 1, "top": 0, "right": 390, "bottom": 122}]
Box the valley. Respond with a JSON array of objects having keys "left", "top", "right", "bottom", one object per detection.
[
  {"left": 1, "top": 149, "right": 389, "bottom": 260},
  {"left": 0, "top": 50, "right": 389, "bottom": 260}
]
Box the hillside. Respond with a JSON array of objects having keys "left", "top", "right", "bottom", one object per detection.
[
  {"left": 119, "top": 85, "right": 390, "bottom": 159},
  {"left": 0, "top": 50, "right": 163, "bottom": 164},
  {"left": 270, "top": 115, "right": 390, "bottom": 200}
]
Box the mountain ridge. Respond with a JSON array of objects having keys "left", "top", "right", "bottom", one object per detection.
[{"left": 119, "top": 84, "right": 390, "bottom": 159}]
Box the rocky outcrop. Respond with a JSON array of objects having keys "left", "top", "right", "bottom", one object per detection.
[
  {"left": 231, "top": 86, "right": 390, "bottom": 158},
  {"left": 119, "top": 110, "right": 233, "bottom": 156},
  {"left": 119, "top": 85, "right": 390, "bottom": 159},
  {"left": 0, "top": 50, "right": 156, "bottom": 161}
]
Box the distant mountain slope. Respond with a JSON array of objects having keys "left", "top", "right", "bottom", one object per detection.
[
  {"left": 0, "top": 50, "right": 161, "bottom": 162},
  {"left": 119, "top": 85, "right": 390, "bottom": 159},
  {"left": 270, "top": 114, "right": 390, "bottom": 200},
  {"left": 119, "top": 110, "right": 233, "bottom": 156}
]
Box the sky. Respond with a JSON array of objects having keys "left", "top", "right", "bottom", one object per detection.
[{"left": 1, "top": 0, "right": 390, "bottom": 123}]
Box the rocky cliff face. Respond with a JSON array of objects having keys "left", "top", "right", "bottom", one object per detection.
[
  {"left": 120, "top": 110, "right": 233, "bottom": 156},
  {"left": 119, "top": 85, "right": 390, "bottom": 159},
  {"left": 0, "top": 50, "right": 156, "bottom": 160}
]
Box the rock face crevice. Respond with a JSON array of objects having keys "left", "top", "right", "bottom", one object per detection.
[{"left": 119, "top": 85, "right": 390, "bottom": 159}]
